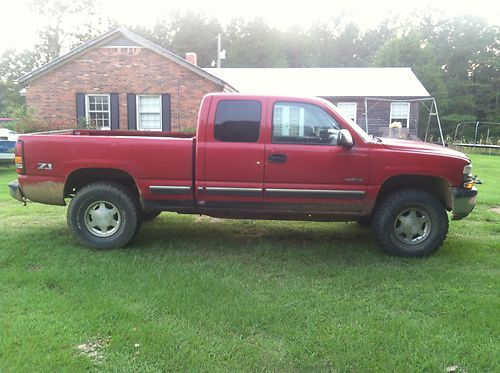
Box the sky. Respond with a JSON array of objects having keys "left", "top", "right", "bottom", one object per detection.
[{"left": 0, "top": 0, "right": 499, "bottom": 54}]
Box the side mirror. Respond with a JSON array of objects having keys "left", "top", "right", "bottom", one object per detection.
[{"left": 338, "top": 129, "right": 354, "bottom": 148}]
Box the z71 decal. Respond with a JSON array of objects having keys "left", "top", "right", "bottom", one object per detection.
[{"left": 37, "top": 163, "right": 53, "bottom": 170}]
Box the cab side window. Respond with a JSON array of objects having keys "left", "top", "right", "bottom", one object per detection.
[
  {"left": 214, "top": 100, "right": 261, "bottom": 142},
  {"left": 272, "top": 102, "right": 341, "bottom": 145}
]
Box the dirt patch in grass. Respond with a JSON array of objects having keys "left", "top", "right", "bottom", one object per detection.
[
  {"left": 76, "top": 336, "right": 110, "bottom": 361},
  {"left": 194, "top": 215, "right": 223, "bottom": 223},
  {"left": 489, "top": 206, "right": 500, "bottom": 214}
]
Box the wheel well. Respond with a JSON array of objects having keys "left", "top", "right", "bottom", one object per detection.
[
  {"left": 376, "top": 175, "right": 452, "bottom": 211},
  {"left": 64, "top": 168, "right": 140, "bottom": 200}
]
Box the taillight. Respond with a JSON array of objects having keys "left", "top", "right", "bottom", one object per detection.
[{"left": 15, "top": 140, "right": 25, "bottom": 175}]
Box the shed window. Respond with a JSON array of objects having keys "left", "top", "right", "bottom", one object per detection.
[
  {"left": 337, "top": 102, "right": 357, "bottom": 123},
  {"left": 390, "top": 102, "right": 410, "bottom": 127},
  {"left": 86, "top": 94, "right": 110, "bottom": 130},
  {"left": 214, "top": 100, "right": 261, "bottom": 142},
  {"left": 137, "top": 95, "right": 162, "bottom": 131}
]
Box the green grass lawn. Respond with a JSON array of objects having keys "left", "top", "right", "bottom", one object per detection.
[{"left": 0, "top": 154, "right": 498, "bottom": 372}]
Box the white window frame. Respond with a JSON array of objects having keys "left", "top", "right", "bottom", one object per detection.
[
  {"left": 273, "top": 104, "right": 306, "bottom": 136},
  {"left": 136, "top": 95, "right": 162, "bottom": 131},
  {"left": 390, "top": 102, "right": 410, "bottom": 128},
  {"left": 85, "top": 94, "right": 111, "bottom": 130},
  {"left": 337, "top": 102, "right": 357, "bottom": 123}
]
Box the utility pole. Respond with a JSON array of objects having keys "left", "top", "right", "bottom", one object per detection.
[{"left": 216, "top": 34, "right": 226, "bottom": 68}]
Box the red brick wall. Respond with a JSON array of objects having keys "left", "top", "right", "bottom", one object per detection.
[{"left": 25, "top": 47, "right": 224, "bottom": 131}]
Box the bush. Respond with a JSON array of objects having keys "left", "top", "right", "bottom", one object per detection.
[{"left": 3, "top": 106, "right": 52, "bottom": 133}]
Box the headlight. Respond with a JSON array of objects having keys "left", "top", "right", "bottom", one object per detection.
[
  {"left": 463, "top": 164, "right": 472, "bottom": 176},
  {"left": 462, "top": 164, "right": 476, "bottom": 189}
]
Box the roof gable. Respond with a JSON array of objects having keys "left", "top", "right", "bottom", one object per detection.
[
  {"left": 18, "top": 27, "right": 236, "bottom": 91},
  {"left": 204, "top": 67, "right": 430, "bottom": 97}
]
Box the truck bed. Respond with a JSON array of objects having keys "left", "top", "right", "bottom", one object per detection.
[{"left": 18, "top": 131, "right": 196, "bottom": 206}]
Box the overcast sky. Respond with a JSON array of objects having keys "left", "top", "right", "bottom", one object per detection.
[{"left": 1, "top": 0, "right": 499, "bottom": 54}]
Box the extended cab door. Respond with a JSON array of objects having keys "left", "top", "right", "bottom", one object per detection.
[
  {"left": 196, "top": 96, "right": 266, "bottom": 210},
  {"left": 263, "top": 99, "right": 370, "bottom": 213}
]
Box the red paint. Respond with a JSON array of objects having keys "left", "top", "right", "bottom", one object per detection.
[{"left": 15, "top": 93, "right": 471, "bottom": 219}]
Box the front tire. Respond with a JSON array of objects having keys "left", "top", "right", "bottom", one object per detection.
[
  {"left": 372, "top": 189, "right": 449, "bottom": 257},
  {"left": 67, "top": 182, "right": 141, "bottom": 249}
]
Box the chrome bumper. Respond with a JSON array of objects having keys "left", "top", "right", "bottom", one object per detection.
[
  {"left": 8, "top": 180, "right": 26, "bottom": 204},
  {"left": 451, "top": 186, "right": 477, "bottom": 220}
]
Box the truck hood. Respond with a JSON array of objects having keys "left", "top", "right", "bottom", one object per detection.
[{"left": 378, "top": 137, "right": 469, "bottom": 162}]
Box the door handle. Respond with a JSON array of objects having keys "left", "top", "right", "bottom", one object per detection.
[{"left": 268, "top": 154, "right": 287, "bottom": 163}]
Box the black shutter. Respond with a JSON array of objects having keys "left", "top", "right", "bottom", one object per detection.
[
  {"left": 110, "top": 93, "right": 119, "bottom": 130},
  {"left": 161, "top": 94, "right": 171, "bottom": 131},
  {"left": 127, "top": 93, "right": 136, "bottom": 130},
  {"left": 76, "top": 93, "right": 86, "bottom": 128}
]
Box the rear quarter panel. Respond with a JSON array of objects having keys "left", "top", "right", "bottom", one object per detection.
[{"left": 19, "top": 134, "right": 194, "bottom": 205}]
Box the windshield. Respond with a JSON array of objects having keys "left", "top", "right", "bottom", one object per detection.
[{"left": 322, "top": 100, "right": 372, "bottom": 143}]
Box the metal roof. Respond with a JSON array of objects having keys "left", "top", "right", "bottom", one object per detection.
[
  {"left": 204, "top": 68, "right": 430, "bottom": 97},
  {"left": 18, "top": 27, "right": 236, "bottom": 91}
]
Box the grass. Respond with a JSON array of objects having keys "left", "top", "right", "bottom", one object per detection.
[{"left": 0, "top": 154, "right": 499, "bottom": 372}]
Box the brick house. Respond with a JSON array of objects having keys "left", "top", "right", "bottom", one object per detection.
[
  {"left": 19, "top": 27, "right": 432, "bottom": 137},
  {"left": 19, "top": 27, "right": 235, "bottom": 132}
]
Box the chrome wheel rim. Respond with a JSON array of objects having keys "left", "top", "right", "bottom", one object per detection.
[
  {"left": 393, "top": 208, "right": 431, "bottom": 245},
  {"left": 84, "top": 201, "right": 121, "bottom": 237}
]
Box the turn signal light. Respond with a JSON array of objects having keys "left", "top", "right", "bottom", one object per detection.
[
  {"left": 15, "top": 140, "right": 25, "bottom": 175},
  {"left": 463, "top": 181, "right": 475, "bottom": 190}
]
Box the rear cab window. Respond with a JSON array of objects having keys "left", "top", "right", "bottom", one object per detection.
[{"left": 214, "top": 100, "right": 262, "bottom": 142}]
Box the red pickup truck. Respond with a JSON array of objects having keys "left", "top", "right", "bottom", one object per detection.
[{"left": 9, "top": 93, "right": 478, "bottom": 257}]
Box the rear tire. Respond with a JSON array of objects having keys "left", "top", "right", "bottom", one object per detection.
[
  {"left": 372, "top": 189, "right": 449, "bottom": 257},
  {"left": 67, "top": 182, "right": 141, "bottom": 249}
]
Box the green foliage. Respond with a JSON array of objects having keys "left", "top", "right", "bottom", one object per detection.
[
  {"left": 224, "top": 18, "right": 288, "bottom": 68},
  {"left": 0, "top": 154, "right": 499, "bottom": 371},
  {"left": 133, "top": 11, "right": 223, "bottom": 68},
  {"left": 3, "top": 107, "right": 51, "bottom": 134},
  {"left": 29, "top": 0, "right": 114, "bottom": 64},
  {"left": 1, "top": 3, "right": 498, "bottom": 134},
  {"left": 131, "top": 12, "right": 497, "bottom": 131}
]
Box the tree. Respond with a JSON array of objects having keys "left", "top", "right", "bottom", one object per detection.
[
  {"left": 427, "top": 16, "right": 499, "bottom": 122},
  {"left": 224, "top": 18, "right": 287, "bottom": 68},
  {"left": 374, "top": 30, "right": 448, "bottom": 106},
  {"left": 29, "top": 0, "right": 113, "bottom": 63},
  {"left": 281, "top": 26, "right": 315, "bottom": 68},
  {"left": 0, "top": 1, "right": 113, "bottom": 118},
  {"left": 0, "top": 49, "right": 42, "bottom": 117},
  {"left": 133, "top": 12, "right": 223, "bottom": 68}
]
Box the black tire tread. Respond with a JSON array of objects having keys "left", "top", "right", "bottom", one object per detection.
[
  {"left": 372, "top": 188, "right": 449, "bottom": 257},
  {"left": 67, "top": 182, "right": 141, "bottom": 249}
]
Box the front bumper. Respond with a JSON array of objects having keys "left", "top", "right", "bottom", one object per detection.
[
  {"left": 451, "top": 186, "right": 477, "bottom": 220},
  {"left": 8, "top": 180, "right": 26, "bottom": 203}
]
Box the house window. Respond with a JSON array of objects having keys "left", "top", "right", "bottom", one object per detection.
[
  {"left": 390, "top": 102, "right": 410, "bottom": 127},
  {"left": 273, "top": 104, "right": 305, "bottom": 137},
  {"left": 272, "top": 102, "right": 341, "bottom": 145},
  {"left": 337, "top": 102, "right": 357, "bottom": 123},
  {"left": 137, "top": 95, "right": 162, "bottom": 131},
  {"left": 86, "top": 94, "right": 110, "bottom": 130}
]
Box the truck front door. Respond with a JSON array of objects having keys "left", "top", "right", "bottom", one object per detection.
[{"left": 263, "top": 100, "right": 369, "bottom": 214}]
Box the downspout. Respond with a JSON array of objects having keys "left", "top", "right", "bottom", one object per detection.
[
  {"left": 364, "top": 98, "right": 368, "bottom": 133},
  {"left": 177, "top": 80, "right": 181, "bottom": 130}
]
